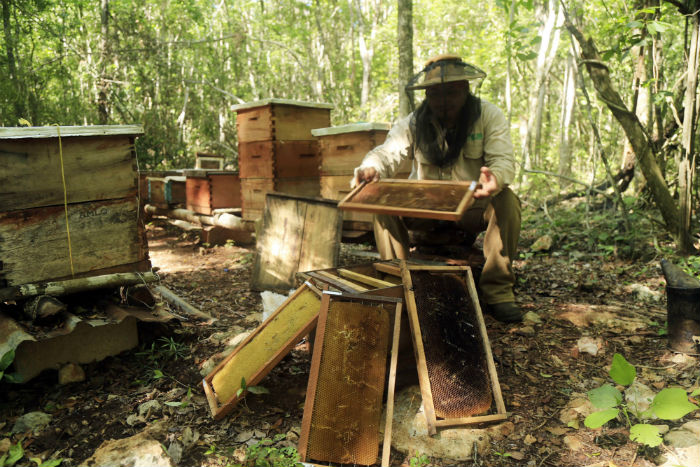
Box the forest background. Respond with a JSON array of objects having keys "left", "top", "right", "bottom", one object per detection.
[{"left": 1, "top": 0, "right": 699, "bottom": 255}]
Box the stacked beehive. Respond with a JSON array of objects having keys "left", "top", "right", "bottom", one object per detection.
[
  {"left": 184, "top": 169, "right": 242, "bottom": 215},
  {"left": 312, "top": 123, "right": 412, "bottom": 230},
  {"left": 0, "top": 126, "right": 151, "bottom": 289},
  {"left": 232, "top": 98, "right": 333, "bottom": 221}
]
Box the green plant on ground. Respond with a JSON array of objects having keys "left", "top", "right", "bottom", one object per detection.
[
  {"left": 239, "top": 434, "right": 302, "bottom": 467},
  {"left": 409, "top": 452, "right": 430, "bottom": 467},
  {"left": 0, "top": 350, "right": 19, "bottom": 383},
  {"left": 0, "top": 442, "right": 23, "bottom": 467},
  {"left": 236, "top": 377, "right": 270, "bottom": 399},
  {"left": 584, "top": 353, "right": 699, "bottom": 447}
]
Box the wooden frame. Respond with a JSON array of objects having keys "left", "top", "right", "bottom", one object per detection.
[
  {"left": 298, "top": 263, "right": 402, "bottom": 295},
  {"left": 399, "top": 262, "right": 508, "bottom": 435},
  {"left": 202, "top": 282, "right": 322, "bottom": 420},
  {"left": 338, "top": 179, "right": 477, "bottom": 221},
  {"left": 298, "top": 291, "right": 402, "bottom": 467}
]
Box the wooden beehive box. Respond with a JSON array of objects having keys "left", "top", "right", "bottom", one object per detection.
[
  {"left": 184, "top": 170, "right": 242, "bottom": 215},
  {"left": 232, "top": 98, "right": 333, "bottom": 143},
  {"left": 0, "top": 125, "right": 150, "bottom": 288},
  {"left": 311, "top": 123, "right": 412, "bottom": 229},
  {"left": 138, "top": 170, "right": 182, "bottom": 211},
  {"left": 147, "top": 175, "right": 186, "bottom": 208},
  {"left": 232, "top": 99, "right": 332, "bottom": 221},
  {"left": 195, "top": 152, "right": 225, "bottom": 170},
  {"left": 0, "top": 126, "right": 141, "bottom": 211}
]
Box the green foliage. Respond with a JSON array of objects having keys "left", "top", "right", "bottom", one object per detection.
[
  {"left": 584, "top": 408, "right": 620, "bottom": 429},
  {"left": 0, "top": 350, "right": 19, "bottom": 383},
  {"left": 236, "top": 377, "right": 270, "bottom": 399},
  {"left": 30, "top": 458, "right": 63, "bottom": 467},
  {"left": 409, "top": 453, "right": 430, "bottom": 467},
  {"left": 239, "top": 435, "right": 302, "bottom": 467},
  {"left": 609, "top": 353, "right": 636, "bottom": 386},
  {"left": 584, "top": 354, "right": 700, "bottom": 447},
  {"left": 0, "top": 442, "right": 24, "bottom": 467},
  {"left": 588, "top": 384, "right": 622, "bottom": 409}
]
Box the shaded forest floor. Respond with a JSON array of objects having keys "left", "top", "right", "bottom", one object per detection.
[{"left": 1, "top": 200, "right": 699, "bottom": 467}]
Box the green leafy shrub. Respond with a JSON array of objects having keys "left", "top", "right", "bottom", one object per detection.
[
  {"left": 584, "top": 353, "right": 699, "bottom": 447},
  {"left": 242, "top": 434, "right": 302, "bottom": 467}
]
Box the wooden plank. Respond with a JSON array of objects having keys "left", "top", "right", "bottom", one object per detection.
[
  {"left": 0, "top": 135, "right": 138, "bottom": 212},
  {"left": 251, "top": 193, "right": 342, "bottom": 291},
  {"left": 337, "top": 269, "right": 395, "bottom": 289},
  {"left": 339, "top": 179, "right": 477, "bottom": 221},
  {"left": 382, "top": 302, "right": 402, "bottom": 467},
  {"left": 300, "top": 292, "right": 395, "bottom": 465},
  {"left": 0, "top": 197, "right": 148, "bottom": 286},
  {"left": 399, "top": 260, "right": 438, "bottom": 435},
  {"left": 314, "top": 271, "right": 369, "bottom": 292},
  {"left": 0, "top": 125, "right": 143, "bottom": 139},
  {"left": 251, "top": 195, "right": 306, "bottom": 291},
  {"left": 433, "top": 413, "right": 509, "bottom": 427},
  {"left": 298, "top": 292, "right": 331, "bottom": 462},
  {"left": 296, "top": 200, "right": 342, "bottom": 272},
  {"left": 466, "top": 268, "right": 508, "bottom": 417},
  {"left": 373, "top": 262, "right": 401, "bottom": 277},
  {"left": 204, "top": 283, "right": 321, "bottom": 419}
]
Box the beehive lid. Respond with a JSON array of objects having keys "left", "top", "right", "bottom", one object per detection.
[
  {"left": 183, "top": 169, "right": 238, "bottom": 178},
  {"left": 311, "top": 122, "right": 391, "bottom": 137},
  {"left": 231, "top": 98, "right": 333, "bottom": 112},
  {"left": 0, "top": 125, "right": 144, "bottom": 139}
]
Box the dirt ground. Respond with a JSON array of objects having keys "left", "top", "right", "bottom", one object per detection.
[{"left": 1, "top": 218, "right": 699, "bottom": 467}]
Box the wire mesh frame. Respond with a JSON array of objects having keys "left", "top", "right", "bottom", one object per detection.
[
  {"left": 298, "top": 291, "right": 402, "bottom": 467},
  {"left": 202, "top": 282, "right": 321, "bottom": 420},
  {"left": 399, "top": 261, "right": 508, "bottom": 435}
]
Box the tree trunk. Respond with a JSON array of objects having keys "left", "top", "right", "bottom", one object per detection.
[
  {"left": 97, "top": 0, "right": 110, "bottom": 124},
  {"left": 521, "top": 0, "right": 562, "bottom": 178},
  {"left": 397, "top": 0, "right": 413, "bottom": 117},
  {"left": 557, "top": 50, "right": 577, "bottom": 186},
  {"left": 0, "top": 272, "right": 159, "bottom": 302},
  {"left": 505, "top": 0, "right": 516, "bottom": 124},
  {"left": 1, "top": 0, "right": 26, "bottom": 120},
  {"left": 565, "top": 16, "right": 688, "bottom": 246},
  {"left": 679, "top": 11, "right": 700, "bottom": 252}
]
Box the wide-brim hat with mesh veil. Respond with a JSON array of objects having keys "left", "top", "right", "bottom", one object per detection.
[{"left": 406, "top": 54, "right": 487, "bottom": 90}]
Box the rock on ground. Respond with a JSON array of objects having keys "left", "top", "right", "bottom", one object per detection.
[
  {"left": 388, "top": 385, "right": 513, "bottom": 460},
  {"left": 11, "top": 412, "right": 52, "bottom": 434},
  {"left": 79, "top": 421, "right": 172, "bottom": 467}
]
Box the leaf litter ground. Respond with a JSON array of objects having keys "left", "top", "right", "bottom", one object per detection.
[{"left": 1, "top": 215, "right": 698, "bottom": 467}]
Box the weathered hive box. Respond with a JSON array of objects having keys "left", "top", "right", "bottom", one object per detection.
[
  {"left": 147, "top": 175, "right": 187, "bottom": 208},
  {"left": 232, "top": 99, "right": 333, "bottom": 221},
  {"left": 138, "top": 170, "right": 182, "bottom": 210},
  {"left": 233, "top": 98, "right": 333, "bottom": 143},
  {"left": 0, "top": 125, "right": 150, "bottom": 288},
  {"left": 184, "top": 170, "right": 241, "bottom": 215},
  {"left": 311, "top": 123, "right": 412, "bottom": 229},
  {"left": 195, "top": 152, "right": 225, "bottom": 170}
]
